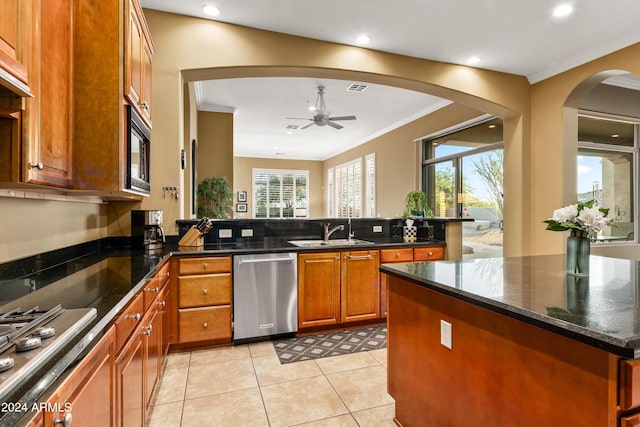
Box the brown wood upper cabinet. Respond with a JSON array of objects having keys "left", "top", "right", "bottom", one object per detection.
[
  {"left": 0, "top": 0, "right": 32, "bottom": 96},
  {"left": 0, "top": 0, "right": 74, "bottom": 188},
  {"left": 73, "top": 0, "right": 153, "bottom": 195},
  {"left": 125, "top": 0, "right": 154, "bottom": 126}
]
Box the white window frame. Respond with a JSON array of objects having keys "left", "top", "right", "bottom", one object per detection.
[
  {"left": 365, "top": 153, "right": 376, "bottom": 217},
  {"left": 252, "top": 168, "right": 310, "bottom": 219},
  {"left": 334, "top": 158, "right": 363, "bottom": 218}
]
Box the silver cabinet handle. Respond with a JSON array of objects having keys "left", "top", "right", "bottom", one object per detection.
[
  {"left": 29, "top": 162, "right": 43, "bottom": 170},
  {"left": 126, "top": 313, "right": 141, "bottom": 321},
  {"left": 157, "top": 301, "right": 166, "bottom": 307},
  {"left": 202, "top": 263, "right": 208, "bottom": 269},
  {"left": 203, "top": 322, "right": 208, "bottom": 328},
  {"left": 203, "top": 288, "right": 208, "bottom": 295},
  {"left": 54, "top": 412, "right": 72, "bottom": 426},
  {"left": 348, "top": 253, "right": 372, "bottom": 260},
  {"left": 146, "top": 287, "right": 159, "bottom": 293}
]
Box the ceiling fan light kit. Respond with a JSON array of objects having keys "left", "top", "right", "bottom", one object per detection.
[{"left": 287, "top": 85, "right": 357, "bottom": 130}]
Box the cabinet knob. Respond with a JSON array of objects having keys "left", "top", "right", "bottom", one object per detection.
[
  {"left": 54, "top": 412, "right": 72, "bottom": 426},
  {"left": 203, "top": 288, "right": 208, "bottom": 295},
  {"left": 157, "top": 301, "right": 166, "bottom": 307},
  {"left": 141, "top": 326, "right": 151, "bottom": 336},
  {"left": 126, "top": 313, "right": 141, "bottom": 321},
  {"left": 428, "top": 251, "right": 433, "bottom": 256},
  {"left": 146, "top": 287, "right": 159, "bottom": 293},
  {"left": 203, "top": 322, "right": 208, "bottom": 328},
  {"left": 202, "top": 263, "right": 208, "bottom": 269},
  {"left": 395, "top": 253, "right": 400, "bottom": 258},
  {"left": 29, "top": 162, "right": 44, "bottom": 170}
]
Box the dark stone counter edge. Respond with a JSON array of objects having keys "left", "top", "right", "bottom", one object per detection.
[
  {"left": 379, "top": 264, "right": 638, "bottom": 359},
  {"left": 6, "top": 238, "right": 444, "bottom": 426}
]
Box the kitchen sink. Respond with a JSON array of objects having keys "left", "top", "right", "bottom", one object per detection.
[{"left": 288, "top": 239, "right": 374, "bottom": 247}]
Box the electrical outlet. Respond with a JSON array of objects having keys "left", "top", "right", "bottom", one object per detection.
[
  {"left": 241, "top": 229, "right": 253, "bottom": 237},
  {"left": 440, "top": 320, "right": 452, "bottom": 349},
  {"left": 373, "top": 225, "right": 383, "bottom": 233},
  {"left": 219, "top": 229, "right": 232, "bottom": 238}
]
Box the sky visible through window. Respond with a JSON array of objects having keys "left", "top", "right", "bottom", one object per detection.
[{"left": 577, "top": 155, "right": 602, "bottom": 195}]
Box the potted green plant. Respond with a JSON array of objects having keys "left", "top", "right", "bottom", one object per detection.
[
  {"left": 403, "top": 190, "right": 433, "bottom": 218},
  {"left": 197, "top": 176, "right": 234, "bottom": 218}
]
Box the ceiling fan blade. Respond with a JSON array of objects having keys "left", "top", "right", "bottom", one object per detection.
[
  {"left": 327, "top": 121, "right": 343, "bottom": 129},
  {"left": 286, "top": 117, "right": 312, "bottom": 121},
  {"left": 328, "top": 115, "right": 356, "bottom": 121},
  {"left": 301, "top": 122, "right": 315, "bottom": 129}
]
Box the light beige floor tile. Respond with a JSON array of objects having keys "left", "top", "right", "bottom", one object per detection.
[
  {"left": 326, "top": 366, "right": 394, "bottom": 412},
  {"left": 164, "top": 351, "right": 191, "bottom": 370},
  {"left": 189, "top": 344, "right": 250, "bottom": 366},
  {"left": 315, "top": 351, "right": 380, "bottom": 374},
  {"left": 248, "top": 340, "right": 278, "bottom": 357},
  {"left": 253, "top": 354, "right": 323, "bottom": 386},
  {"left": 146, "top": 401, "right": 183, "bottom": 427},
  {"left": 154, "top": 367, "right": 189, "bottom": 404},
  {"left": 261, "top": 376, "right": 349, "bottom": 427},
  {"left": 185, "top": 358, "right": 257, "bottom": 399},
  {"left": 294, "top": 414, "right": 359, "bottom": 426},
  {"left": 352, "top": 404, "right": 396, "bottom": 427},
  {"left": 181, "top": 387, "right": 269, "bottom": 427},
  {"left": 368, "top": 349, "right": 388, "bottom": 367}
]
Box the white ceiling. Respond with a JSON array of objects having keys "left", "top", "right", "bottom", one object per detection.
[{"left": 140, "top": 0, "right": 640, "bottom": 160}]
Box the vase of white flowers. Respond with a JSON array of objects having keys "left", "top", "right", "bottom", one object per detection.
[{"left": 543, "top": 200, "right": 613, "bottom": 276}]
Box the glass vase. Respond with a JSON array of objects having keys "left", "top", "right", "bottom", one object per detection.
[{"left": 566, "top": 235, "right": 590, "bottom": 276}]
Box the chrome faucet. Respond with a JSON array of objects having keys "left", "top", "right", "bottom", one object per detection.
[{"left": 323, "top": 223, "right": 344, "bottom": 243}]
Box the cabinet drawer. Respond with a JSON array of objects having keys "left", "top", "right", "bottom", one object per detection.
[
  {"left": 143, "top": 262, "right": 170, "bottom": 310},
  {"left": 621, "top": 413, "right": 640, "bottom": 427},
  {"left": 178, "top": 306, "right": 231, "bottom": 343},
  {"left": 114, "top": 293, "right": 144, "bottom": 351},
  {"left": 178, "top": 274, "right": 231, "bottom": 308},
  {"left": 380, "top": 248, "right": 413, "bottom": 263},
  {"left": 413, "top": 246, "right": 445, "bottom": 261},
  {"left": 621, "top": 359, "right": 640, "bottom": 411},
  {"left": 179, "top": 257, "right": 231, "bottom": 275}
]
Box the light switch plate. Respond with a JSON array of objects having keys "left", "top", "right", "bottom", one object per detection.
[
  {"left": 241, "top": 229, "right": 253, "bottom": 237},
  {"left": 219, "top": 229, "right": 232, "bottom": 238},
  {"left": 373, "top": 225, "right": 383, "bottom": 233},
  {"left": 440, "top": 320, "right": 452, "bottom": 349}
]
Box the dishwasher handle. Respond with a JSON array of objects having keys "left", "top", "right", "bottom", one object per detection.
[{"left": 237, "top": 256, "right": 295, "bottom": 265}]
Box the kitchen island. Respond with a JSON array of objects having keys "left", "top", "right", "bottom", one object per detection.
[{"left": 381, "top": 255, "right": 640, "bottom": 427}]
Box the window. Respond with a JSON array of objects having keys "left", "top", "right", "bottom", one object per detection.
[
  {"left": 335, "top": 158, "right": 363, "bottom": 218},
  {"left": 577, "top": 113, "right": 638, "bottom": 241},
  {"left": 365, "top": 153, "right": 376, "bottom": 217},
  {"left": 253, "top": 169, "right": 309, "bottom": 218}
]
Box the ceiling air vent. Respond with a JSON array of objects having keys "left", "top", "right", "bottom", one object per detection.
[
  {"left": 346, "top": 83, "right": 369, "bottom": 93},
  {"left": 286, "top": 124, "right": 300, "bottom": 130}
]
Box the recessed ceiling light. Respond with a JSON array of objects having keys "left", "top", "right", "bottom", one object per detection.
[
  {"left": 308, "top": 105, "right": 316, "bottom": 111},
  {"left": 612, "top": 134, "right": 620, "bottom": 138},
  {"left": 356, "top": 35, "right": 370, "bottom": 45},
  {"left": 552, "top": 3, "right": 573, "bottom": 18},
  {"left": 202, "top": 4, "right": 220, "bottom": 16},
  {"left": 488, "top": 124, "right": 496, "bottom": 129},
  {"left": 467, "top": 56, "right": 481, "bottom": 65}
]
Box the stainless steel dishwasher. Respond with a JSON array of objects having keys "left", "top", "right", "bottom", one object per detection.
[{"left": 233, "top": 252, "right": 298, "bottom": 341}]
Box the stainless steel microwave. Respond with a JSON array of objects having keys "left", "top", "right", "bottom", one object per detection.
[{"left": 126, "top": 105, "right": 151, "bottom": 194}]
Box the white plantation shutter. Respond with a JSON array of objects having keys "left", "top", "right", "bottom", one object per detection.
[
  {"left": 252, "top": 169, "right": 309, "bottom": 218},
  {"left": 335, "top": 158, "right": 362, "bottom": 217},
  {"left": 327, "top": 168, "right": 334, "bottom": 217},
  {"left": 365, "top": 153, "right": 376, "bottom": 217}
]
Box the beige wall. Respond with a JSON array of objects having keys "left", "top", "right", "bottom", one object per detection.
[
  {"left": 530, "top": 43, "right": 640, "bottom": 256},
  {"left": 143, "top": 9, "right": 531, "bottom": 253},
  {"left": 233, "top": 157, "right": 324, "bottom": 218},
  {"left": 197, "top": 111, "right": 234, "bottom": 183},
  {"left": 323, "top": 103, "right": 485, "bottom": 218}
]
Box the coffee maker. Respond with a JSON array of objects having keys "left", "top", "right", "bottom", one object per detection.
[{"left": 131, "top": 210, "right": 165, "bottom": 253}]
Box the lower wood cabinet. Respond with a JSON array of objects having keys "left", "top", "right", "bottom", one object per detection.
[
  {"left": 172, "top": 256, "right": 232, "bottom": 345},
  {"left": 622, "top": 413, "right": 640, "bottom": 427},
  {"left": 40, "top": 327, "right": 116, "bottom": 427},
  {"left": 379, "top": 246, "right": 445, "bottom": 317},
  {"left": 298, "top": 250, "right": 380, "bottom": 331}
]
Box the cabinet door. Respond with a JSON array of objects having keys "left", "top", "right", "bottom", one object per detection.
[
  {"left": 0, "top": 0, "right": 30, "bottom": 92},
  {"left": 23, "top": 0, "right": 73, "bottom": 187},
  {"left": 622, "top": 413, "right": 640, "bottom": 427},
  {"left": 298, "top": 252, "right": 341, "bottom": 329},
  {"left": 413, "top": 246, "right": 445, "bottom": 261},
  {"left": 115, "top": 325, "right": 144, "bottom": 427},
  {"left": 341, "top": 250, "right": 380, "bottom": 323},
  {"left": 143, "top": 307, "right": 161, "bottom": 411},
  {"left": 42, "top": 327, "right": 115, "bottom": 427},
  {"left": 158, "top": 284, "right": 171, "bottom": 367},
  {"left": 379, "top": 248, "right": 415, "bottom": 318},
  {"left": 125, "top": 0, "right": 152, "bottom": 125}
]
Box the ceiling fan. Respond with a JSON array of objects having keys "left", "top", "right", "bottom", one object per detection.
[{"left": 287, "top": 85, "right": 356, "bottom": 130}]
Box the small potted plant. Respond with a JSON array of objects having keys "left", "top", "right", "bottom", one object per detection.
[
  {"left": 197, "top": 176, "right": 234, "bottom": 219},
  {"left": 403, "top": 190, "right": 433, "bottom": 218}
]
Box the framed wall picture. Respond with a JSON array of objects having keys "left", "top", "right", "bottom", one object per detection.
[
  {"left": 236, "top": 203, "right": 247, "bottom": 212},
  {"left": 237, "top": 191, "right": 247, "bottom": 202}
]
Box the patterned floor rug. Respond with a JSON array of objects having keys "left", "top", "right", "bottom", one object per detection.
[{"left": 272, "top": 325, "right": 387, "bottom": 364}]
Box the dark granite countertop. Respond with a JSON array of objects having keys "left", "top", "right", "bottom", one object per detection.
[{"left": 380, "top": 254, "right": 640, "bottom": 358}]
